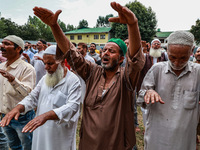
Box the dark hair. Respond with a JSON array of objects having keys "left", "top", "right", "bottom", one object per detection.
[
  {"left": 25, "top": 41, "right": 31, "bottom": 44},
  {"left": 90, "top": 43, "right": 96, "bottom": 47},
  {"left": 78, "top": 42, "right": 88, "bottom": 49},
  {"left": 72, "top": 42, "right": 77, "bottom": 47},
  {"left": 39, "top": 39, "right": 47, "bottom": 45},
  {"left": 14, "top": 43, "right": 23, "bottom": 54}
]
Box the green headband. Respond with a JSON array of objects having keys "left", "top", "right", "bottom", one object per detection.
[{"left": 108, "top": 38, "right": 127, "bottom": 55}]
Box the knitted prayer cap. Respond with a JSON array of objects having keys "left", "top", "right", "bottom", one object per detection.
[
  {"left": 108, "top": 38, "right": 127, "bottom": 55},
  {"left": 4, "top": 35, "right": 24, "bottom": 50},
  {"left": 43, "top": 45, "right": 56, "bottom": 55},
  {"left": 151, "top": 39, "right": 161, "bottom": 45},
  {"left": 167, "top": 31, "right": 194, "bottom": 47}
]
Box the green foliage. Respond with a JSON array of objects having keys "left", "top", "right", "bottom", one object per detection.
[
  {"left": 77, "top": 19, "right": 88, "bottom": 29},
  {"left": 111, "top": 0, "right": 157, "bottom": 42},
  {"left": 190, "top": 19, "right": 200, "bottom": 45},
  {"left": 96, "top": 14, "right": 113, "bottom": 27},
  {"left": 66, "top": 24, "right": 76, "bottom": 32}
]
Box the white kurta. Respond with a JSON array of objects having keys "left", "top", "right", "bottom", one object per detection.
[{"left": 19, "top": 69, "right": 82, "bottom": 150}]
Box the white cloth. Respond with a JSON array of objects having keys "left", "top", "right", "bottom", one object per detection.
[
  {"left": 137, "top": 61, "right": 200, "bottom": 150},
  {"left": 19, "top": 69, "right": 82, "bottom": 150},
  {"left": 31, "top": 50, "right": 46, "bottom": 85},
  {"left": 85, "top": 54, "right": 95, "bottom": 63}
]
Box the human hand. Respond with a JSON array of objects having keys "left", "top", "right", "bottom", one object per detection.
[
  {"left": 0, "top": 108, "right": 21, "bottom": 127},
  {"left": 0, "top": 69, "right": 15, "bottom": 82},
  {"left": 109, "top": 2, "right": 138, "bottom": 25},
  {"left": 144, "top": 89, "right": 165, "bottom": 104},
  {"left": 22, "top": 114, "right": 47, "bottom": 133},
  {"left": 33, "top": 7, "right": 62, "bottom": 27},
  {"left": 34, "top": 56, "right": 43, "bottom": 61}
]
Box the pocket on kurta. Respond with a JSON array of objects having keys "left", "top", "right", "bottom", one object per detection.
[
  {"left": 183, "top": 90, "right": 197, "bottom": 110},
  {"left": 53, "top": 91, "right": 67, "bottom": 108}
]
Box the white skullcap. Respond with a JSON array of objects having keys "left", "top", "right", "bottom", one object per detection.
[
  {"left": 4, "top": 35, "right": 24, "bottom": 50},
  {"left": 151, "top": 39, "right": 161, "bottom": 45},
  {"left": 43, "top": 45, "right": 56, "bottom": 55},
  {"left": 167, "top": 31, "right": 194, "bottom": 47}
]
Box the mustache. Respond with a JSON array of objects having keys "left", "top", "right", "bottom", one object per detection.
[{"left": 0, "top": 47, "right": 6, "bottom": 52}]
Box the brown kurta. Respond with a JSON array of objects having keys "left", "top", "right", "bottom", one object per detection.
[{"left": 65, "top": 44, "right": 145, "bottom": 150}]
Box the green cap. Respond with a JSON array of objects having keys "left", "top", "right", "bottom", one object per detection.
[{"left": 108, "top": 38, "right": 127, "bottom": 55}]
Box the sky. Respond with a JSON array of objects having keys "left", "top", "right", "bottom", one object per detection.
[{"left": 0, "top": 0, "right": 200, "bottom": 32}]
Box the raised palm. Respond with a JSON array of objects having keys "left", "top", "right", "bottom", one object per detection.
[{"left": 33, "top": 7, "right": 62, "bottom": 26}]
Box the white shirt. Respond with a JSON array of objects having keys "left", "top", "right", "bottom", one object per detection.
[
  {"left": 19, "top": 69, "right": 82, "bottom": 150},
  {"left": 31, "top": 50, "right": 46, "bottom": 85}
]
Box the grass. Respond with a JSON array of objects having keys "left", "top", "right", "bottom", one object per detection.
[{"left": 76, "top": 107, "right": 145, "bottom": 150}]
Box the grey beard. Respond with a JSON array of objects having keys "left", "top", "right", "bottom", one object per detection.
[
  {"left": 45, "top": 64, "right": 64, "bottom": 87},
  {"left": 149, "top": 48, "right": 162, "bottom": 58}
]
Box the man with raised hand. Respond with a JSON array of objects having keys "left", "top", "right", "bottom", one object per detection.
[{"left": 33, "top": 2, "right": 145, "bottom": 150}]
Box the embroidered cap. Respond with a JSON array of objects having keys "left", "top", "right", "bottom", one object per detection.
[{"left": 4, "top": 35, "right": 24, "bottom": 50}]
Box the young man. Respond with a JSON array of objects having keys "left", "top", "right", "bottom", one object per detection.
[
  {"left": 33, "top": 2, "right": 145, "bottom": 150},
  {"left": 0, "top": 45, "right": 82, "bottom": 150},
  {"left": 137, "top": 31, "right": 200, "bottom": 150}
]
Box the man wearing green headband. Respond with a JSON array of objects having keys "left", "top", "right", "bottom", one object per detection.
[{"left": 33, "top": 2, "right": 145, "bottom": 150}]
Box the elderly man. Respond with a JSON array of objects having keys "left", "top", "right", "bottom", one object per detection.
[
  {"left": 0, "top": 45, "right": 82, "bottom": 150},
  {"left": 137, "top": 31, "right": 200, "bottom": 150},
  {"left": 33, "top": 2, "right": 145, "bottom": 150},
  {"left": 0, "top": 35, "right": 36, "bottom": 150}
]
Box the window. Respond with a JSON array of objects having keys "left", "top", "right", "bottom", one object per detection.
[
  {"left": 87, "top": 35, "right": 89, "bottom": 37},
  {"left": 100, "top": 35, "right": 105, "bottom": 39},
  {"left": 78, "top": 35, "right": 82, "bottom": 40},
  {"left": 94, "top": 35, "right": 99, "bottom": 39},
  {"left": 70, "top": 35, "right": 74, "bottom": 40}
]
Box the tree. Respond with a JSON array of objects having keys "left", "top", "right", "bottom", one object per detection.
[
  {"left": 66, "top": 24, "right": 76, "bottom": 32},
  {"left": 110, "top": 0, "right": 157, "bottom": 42},
  {"left": 77, "top": 19, "right": 88, "bottom": 29},
  {"left": 58, "top": 19, "right": 67, "bottom": 32},
  {"left": 96, "top": 14, "right": 113, "bottom": 27},
  {"left": 190, "top": 19, "right": 200, "bottom": 45}
]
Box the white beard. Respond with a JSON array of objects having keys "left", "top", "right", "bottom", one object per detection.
[
  {"left": 45, "top": 64, "right": 64, "bottom": 87},
  {"left": 149, "top": 48, "right": 162, "bottom": 58},
  {"left": 168, "top": 59, "right": 188, "bottom": 71}
]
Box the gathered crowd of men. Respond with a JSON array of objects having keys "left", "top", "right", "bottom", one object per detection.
[{"left": 0, "top": 2, "right": 200, "bottom": 150}]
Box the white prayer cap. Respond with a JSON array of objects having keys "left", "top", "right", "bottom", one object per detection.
[
  {"left": 167, "top": 31, "right": 194, "bottom": 47},
  {"left": 151, "top": 39, "right": 161, "bottom": 45},
  {"left": 4, "top": 35, "right": 24, "bottom": 50},
  {"left": 43, "top": 45, "right": 56, "bottom": 55}
]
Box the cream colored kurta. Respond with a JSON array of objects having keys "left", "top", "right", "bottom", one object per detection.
[{"left": 0, "top": 58, "right": 36, "bottom": 114}]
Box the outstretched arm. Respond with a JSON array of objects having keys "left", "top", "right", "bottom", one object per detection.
[
  {"left": 33, "top": 7, "right": 70, "bottom": 54},
  {"left": 109, "top": 2, "right": 141, "bottom": 58}
]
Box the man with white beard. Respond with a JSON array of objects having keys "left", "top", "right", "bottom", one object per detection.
[
  {"left": 0, "top": 45, "right": 82, "bottom": 150},
  {"left": 136, "top": 39, "right": 168, "bottom": 127}
]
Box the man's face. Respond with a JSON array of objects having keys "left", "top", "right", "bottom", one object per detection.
[
  {"left": 167, "top": 44, "right": 191, "bottom": 70},
  {"left": 89, "top": 44, "right": 96, "bottom": 53},
  {"left": 77, "top": 45, "right": 86, "bottom": 56},
  {"left": 1, "top": 40, "right": 20, "bottom": 60},
  {"left": 101, "top": 42, "right": 123, "bottom": 71},
  {"left": 43, "top": 55, "right": 59, "bottom": 74},
  {"left": 151, "top": 41, "right": 161, "bottom": 50},
  {"left": 195, "top": 48, "right": 200, "bottom": 61},
  {"left": 36, "top": 41, "right": 44, "bottom": 50},
  {"left": 124, "top": 39, "right": 129, "bottom": 47}
]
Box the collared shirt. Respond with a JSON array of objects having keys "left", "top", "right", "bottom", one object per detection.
[
  {"left": 0, "top": 58, "right": 36, "bottom": 114},
  {"left": 18, "top": 69, "right": 82, "bottom": 150},
  {"left": 87, "top": 52, "right": 101, "bottom": 62},
  {"left": 65, "top": 43, "right": 145, "bottom": 150},
  {"left": 84, "top": 54, "right": 95, "bottom": 63},
  {"left": 137, "top": 61, "right": 200, "bottom": 150},
  {"left": 31, "top": 50, "right": 46, "bottom": 85}
]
